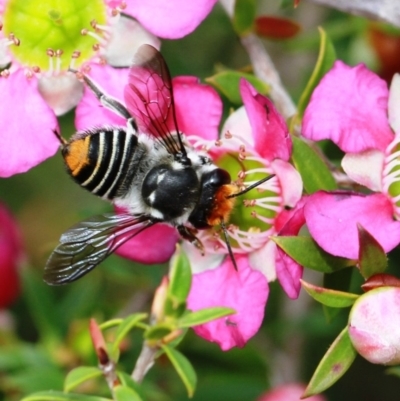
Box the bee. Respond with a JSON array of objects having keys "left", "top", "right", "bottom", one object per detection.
[{"left": 44, "top": 44, "right": 274, "bottom": 285}]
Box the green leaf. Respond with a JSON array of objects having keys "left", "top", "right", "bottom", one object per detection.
[
  {"left": 111, "top": 313, "right": 148, "bottom": 356},
  {"left": 233, "top": 0, "right": 256, "bottom": 35},
  {"left": 114, "top": 385, "right": 143, "bottom": 401},
  {"left": 179, "top": 307, "right": 235, "bottom": 328},
  {"left": 304, "top": 327, "right": 357, "bottom": 397},
  {"left": 161, "top": 345, "right": 197, "bottom": 398},
  {"left": 168, "top": 248, "right": 192, "bottom": 307},
  {"left": 272, "top": 236, "right": 354, "bottom": 273},
  {"left": 296, "top": 27, "right": 336, "bottom": 120},
  {"left": 301, "top": 280, "right": 359, "bottom": 308},
  {"left": 357, "top": 224, "right": 388, "bottom": 279},
  {"left": 205, "top": 71, "right": 269, "bottom": 104},
  {"left": 144, "top": 323, "right": 174, "bottom": 341},
  {"left": 117, "top": 372, "right": 145, "bottom": 397},
  {"left": 291, "top": 137, "right": 337, "bottom": 193},
  {"left": 64, "top": 367, "right": 102, "bottom": 393},
  {"left": 21, "top": 391, "right": 112, "bottom": 401}
]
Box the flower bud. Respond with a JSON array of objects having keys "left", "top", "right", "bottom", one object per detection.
[
  {"left": 0, "top": 204, "right": 22, "bottom": 308},
  {"left": 256, "top": 383, "right": 327, "bottom": 401},
  {"left": 348, "top": 286, "right": 400, "bottom": 365}
]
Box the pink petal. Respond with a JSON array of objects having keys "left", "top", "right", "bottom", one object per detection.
[
  {"left": 38, "top": 73, "right": 83, "bottom": 116},
  {"left": 240, "top": 79, "right": 291, "bottom": 161},
  {"left": 271, "top": 159, "right": 303, "bottom": 208},
  {"left": 349, "top": 287, "right": 400, "bottom": 365},
  {"left": 341, "top": 150, "right": 384, "bottom": 192},
  {"left": 302, "top": 61, "right": 393, "bottom": 153},
  {"left": 249, "top": 240, "right": 278, "bottom": 282},
  {"left": 0, "top": 70, "right": 59, "bottom": 177},
  {"left": 389, "top": 74, "right": 400, "bottom": 134},
  {"left": 275, "top": 249, "right": 303, "bottom": 299},
  {"left": 172, "top": 76, "right": 222, "bottom": 141},
  {"left": 75, "top": 64, "right": 129, "bottom": 131},
  {"left": 275, "top": 198, "right": 307, "bottom": 299},
  {"left": 123, "top": 0, "right": 217, "bottom": 39},
  {"left": 221, "top": 106, "right": 252, "bottom": 142},
  {"left": 104, "top": 16, "right": 160, "bottom": 67},
  {"left": 116, "top": 223, "right": 179, "bottom": 264},
  {"left": 187, "top": 256, "right": 269, "bottom": 351},
  {"left": 304, "top": 191, "right": 400, "bottom": 259}
]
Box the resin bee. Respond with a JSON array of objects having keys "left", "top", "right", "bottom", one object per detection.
[{"left": 44, "top": 44, "right": 273, "bottom": 285}]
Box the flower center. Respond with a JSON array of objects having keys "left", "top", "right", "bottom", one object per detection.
[
  {"left": 189, "top": 133, "right": 282, "bottom": 254},
  {"left": 2, "top": 0, "right": 107, "bottom": 71}
]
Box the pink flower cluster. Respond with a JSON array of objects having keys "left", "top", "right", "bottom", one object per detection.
[
  {"left": 75, "top": 62, "right": 304, "bottom": 350},
  {"left": 302, "top": 61, "right": 400, "bottom": 260}
]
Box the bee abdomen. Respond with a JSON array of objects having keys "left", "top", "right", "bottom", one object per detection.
[{"left": 63, "top": 128, "right": 139, "bottom": 200}]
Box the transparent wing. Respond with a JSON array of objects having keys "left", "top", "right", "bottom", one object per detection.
[
  {"left": 44, "top": 213, "right": 154, "bottom": 285},
  {"left": 124, "top": 44, "right": 186, "bottom": 157}
]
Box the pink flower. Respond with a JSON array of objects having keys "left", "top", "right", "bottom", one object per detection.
[
  {"left": 301, "top": 62, "right": 400, "bottom": 258},
  {"left": 0, "top": 204, "right": 22, "bottom": 308},
  {"left": 185, "top": 80, "right": 303, "bottom": 349},
  {"left": 0, "top": 0, "right": 162, "bottom": 177},
  {"left": 187, "top": 79, "right": 303, "bottom": 297},
  {"left": 187, "top": 256, "right": 268, "bottom": 351},
  {"left": 348, "top": 286, "right": 400, "bottom": 365},
  {"left": 256, "top": 383, "right": 327, "bottom": 401}
]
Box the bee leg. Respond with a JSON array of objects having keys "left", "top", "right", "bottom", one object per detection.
[
  {"left": 177, "top": 225, "right": 204, "bottom": 255},
  {"left": 81, "top": 74, "right": 138, "bottom": 135}
]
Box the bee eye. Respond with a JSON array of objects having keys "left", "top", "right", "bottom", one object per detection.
[{"left": 204, "top": 168, "right": 231, "bottom": 187}]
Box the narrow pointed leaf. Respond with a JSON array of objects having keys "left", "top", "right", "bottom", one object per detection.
[
  {"left": 272, "top": 236, "right": 354, "bottom": 273},
  {"left": 291, "top": 137, "right": 337, "bottom": 193},
  {"left": 304, "top": 327, "right": 357, "bottom": 397},
  {"left": 64, "top": 367, "right": 102, "bottom": 393},
  {"left": 301, "top": 280, "right": 359, "bottom": 308},
  {"left": 161, "top": 345, "right": 197, "bottom": 398},
  {"left": 206, "top": 71, "right": 269, "bottom": 104},
  {"left": 117, "top": 372, "right": 145, "bottom": 397},
  {"left": 295, "top": 27, "right": 336, "bottom": 121},
  {"left": 233, "top": 0, "right": 256, "bottom": 35},
  {"left": 357, "top": 224, "right": 388, "bottom": 279},
  {"left": 111, "top": 313, "right": 148, "bottom": 355},
  {"left": 168, "top": 248, "right": 191, "bottom": 306},
  {"left": 145, "top": 323, "right": 174, "bottom": 341},
  {"left": 21, "top": 391, "right": 112, "bottom": 401},
  {"left": 114, "top": 385, "right": 143, "bottom": 401},
  {"left": 179, "top": 307, "right": 235, "bottom": 328}
]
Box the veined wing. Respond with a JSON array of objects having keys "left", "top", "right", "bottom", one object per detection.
[
  {"left": 44, "top": 213, "right": 155, "bottom": 285},
  {"left": 124, "top": 44, "right": 187, "bottom": 158}
]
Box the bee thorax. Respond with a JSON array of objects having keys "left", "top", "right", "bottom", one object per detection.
[{"left": 142, "top": 164, "right": 200, "bottom": 221}]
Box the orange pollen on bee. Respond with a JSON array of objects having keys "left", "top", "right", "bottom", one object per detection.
[
  {"left": 63, "top": 137, "right": 91, "bottom": 176},
  {"left": 206, "top": 184, "right": 237, "bottom": 227}
]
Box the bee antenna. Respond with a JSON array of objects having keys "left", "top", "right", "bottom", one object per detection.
[
  {"left": 53, "top": 130, "right": 68, "bottom": 146},
  {"left": 220, "top": 220, "right": 238, "bottom": 271},
  {"left": 226, "top": 174, "right": 275, "bottom": 199}
]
